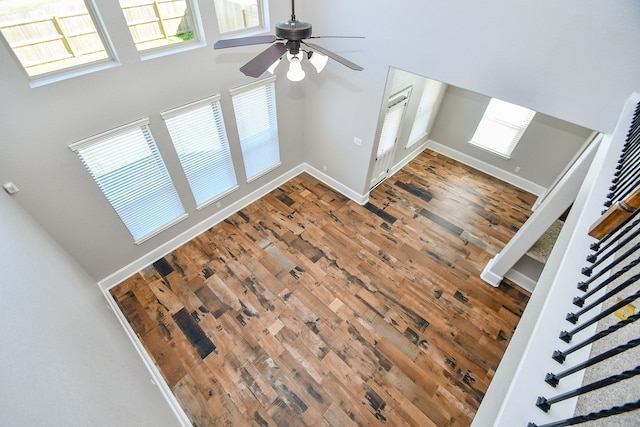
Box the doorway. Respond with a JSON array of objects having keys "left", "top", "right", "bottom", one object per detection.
[{"left": 369, "top": 87, "right": 412, "bottom": 189}]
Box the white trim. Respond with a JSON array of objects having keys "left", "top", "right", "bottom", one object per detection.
[
  {"left": 98, "top": 162, "right": 368, "bottom": 290},
  {"left": 304, "top": 163, "right": 370, "bottom": 206},
  {"left": 99, "top": 163, "right": 299, "bottom": 290},
  {"left": 426, "top": 139, "right": 547, "bottom": 196},
  {"left": 229, "top": 75, "right": 276, "bottom": 97},
  {"left": 389, "top": 140, "right": 430, "bottom": 178},
  {"left": 479, "top": 258, "right": 502, "bottom": 287},
  {"left": 475, "top": 92, "right": 640, "bottom": 427},
  {"left": 503, "top": 266, "right": 537, "bottom": 294},
  {"left": 468, "top": 140, "right": 512, "bottom": 159},
  {"left": 68, "top": 118, "right": 150, "bottom": 151},
  {"left": 195, "top": 185, "right": 239, "bottom": 210},
  {"left": 160, "top": 94, "right": 222, "bottom": 119},
  {"left": 406, "top": 131, "right": 429, "bottom": 149},
  {"left": 134, "top": 213, "right": 188, "bottom": 245},
  {"left": 102, "top": 287, "right": 193, "bottom": 426},
  {"left": 246, "top": 162, "right": 282, "bottom": 183}
]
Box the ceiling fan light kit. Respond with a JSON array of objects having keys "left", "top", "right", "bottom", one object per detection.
[{"left": 214, "top": 0, "right": 363, "bottom": 82}]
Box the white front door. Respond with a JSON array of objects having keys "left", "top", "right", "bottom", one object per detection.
[{"left": 370, "top": 88, "right": 411, "bottom": 189}]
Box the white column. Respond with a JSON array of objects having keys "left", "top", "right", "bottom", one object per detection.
[{"left": 480, "top": 135, "right": 602, "bottom": 286}]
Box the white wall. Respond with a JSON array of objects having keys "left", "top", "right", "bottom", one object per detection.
[
  {"left": 1, "top": 0, "right": 638, "bottom": 282},
  {"left": 0, "top": 191, "right": 178, "bottom": 426},
  {"left": 429, "top": 85, "right": 594, "bottom": 189},
  {"left": 0, "top": 0, "right": 304, "bottom": 282},
  {"left": 303, "top": 0, "right": 640, "bottom": 195}
]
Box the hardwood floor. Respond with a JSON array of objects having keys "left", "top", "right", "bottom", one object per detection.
[{"left": 110, "top": 149, "right": 536, "bottom": 426}]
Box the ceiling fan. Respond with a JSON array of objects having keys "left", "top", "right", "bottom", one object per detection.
[{"left": 213, "top": 0, "right": 363, "bottom": 81}]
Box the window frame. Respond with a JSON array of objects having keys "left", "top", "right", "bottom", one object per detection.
[
  {"left": 469, "top": 98, "right": 536, "bottom": 159},
  {"left": 161, "top": 94, "right": 239, "bottom": 210},
  {"left": 118, "top": 0, "right": 205, "bottom": 58},
  {"left": 230, "top": 75, "right": 281, "bottom": 182},
  {"left": 0, "top": 0, "right": 118, "bottom": 86},
  {"left": 213, "top": 0, "right": 267, "bottom": 36},
  {"left": 69, "top": 118, "right": 187, "bottom": 244}
]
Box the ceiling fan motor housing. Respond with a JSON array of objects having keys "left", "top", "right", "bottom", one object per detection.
[{"left": 276, "top": 20, "right": 312, "bottom": 41}]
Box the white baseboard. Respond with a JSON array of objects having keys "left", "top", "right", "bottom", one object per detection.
[
  {"left": 425, "top": 140, "right": 547, "bottom": 196},
  {"left": 98, "top": 164, "right": 368, "bottom": 290},
  {"left": 303, "top": 163, "right": 370, "bottom": 205}
]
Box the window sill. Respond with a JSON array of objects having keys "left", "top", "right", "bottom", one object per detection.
[
  {"left": 468, "top": 140, "right": 512, "bottom": 160},
  {"left": 196, "top": 185, "right": 240, "bottom": 210},
  {"left": 28, "top": 59, "right": 120, "bottom": 88}
]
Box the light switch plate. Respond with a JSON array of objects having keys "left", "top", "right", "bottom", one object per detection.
[{"left": 2, "top": 182, "right": 19, "bottom": 195}]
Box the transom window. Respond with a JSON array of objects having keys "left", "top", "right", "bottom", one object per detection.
[
  {"left": 214, "top": 0, "right": 263, "bottom": 34},
  {"left": 69, "top": 119, "right": 187, "bottom": 243},
  {"left": 118, "top": 0, "right": 199, "bottom": 52},
  {"left": 0, "top": 0, "right": 112, "bottom": 78},
  {"left": 162, "top": 95, "right": 239, "bottom": 209},
  {"left": 470, "top": 98, "right": 536, "bottom": 159},
  {"left": 231, "top": 77, "right": 281, "bottom": 181}
]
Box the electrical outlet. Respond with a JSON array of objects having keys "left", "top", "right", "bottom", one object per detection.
[
  {"left": 353, "top": 137, "right": 362, "bottom": 146},
  {"left": 323, "top": 165, "right": 327, "bottom": 172},
  {"left": 216, "top": 201, "right": 221, "bottom": 208},
  {"left": 514, "top": 167, "right": 521, "bottom": 173}
]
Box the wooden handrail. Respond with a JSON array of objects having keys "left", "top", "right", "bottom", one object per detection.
[{"left": 588, "top": 186, "right": 640, "bottom": 239}]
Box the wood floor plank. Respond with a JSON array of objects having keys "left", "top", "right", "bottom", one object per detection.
[{"left": 110, "top": 149, "right": 534, "bottom": 426}]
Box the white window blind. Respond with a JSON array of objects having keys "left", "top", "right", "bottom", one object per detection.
[
  {"left": 162, "top": 96, "right": 238, "bottom": 208},
  {"left": 470, "top": 98, "right": 536, "bottom": 158},
  {"left": 231, "top": 77, "right": 281, "bottom": 181},
  {"left": 69, "top": 119, "right": 186, "bottom": 243},
  {"left": 378, "top": 97, "right": 408, "bottom": 158}
]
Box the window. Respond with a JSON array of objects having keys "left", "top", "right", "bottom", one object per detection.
[
  {"left": 407, "top": 79, "right": 445, "bottom": 148},
  {"left": 162, "top": 95, "right": 238, "bottom": 208},
  {"left": 214, "top": 0, "right": 262, "bottom": 34},
  {"left": 69, "top": 119, "right": 186, "bottom": 243},
  {"left": 469, "top": 98, "right": 536, "bottom": 158},
  {"left": 118, "top": 0, "right": 199, "bottom": 52},
  {"left": 0, "top": 0, "right": 112, "bottom": 78},
  {"left": 231, "top": 77, "right": 280, "bottom": 181}
]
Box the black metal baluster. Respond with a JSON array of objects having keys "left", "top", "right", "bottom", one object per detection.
[
  {"left": 545, "top": 337, "right": 640, "bottom": 387},
  {"left": 590, "top": 206, "right": 640, "bottom": 251},
  {"left": 579, "top": 241, "right": 640, "bottom": 286},
  {"left": 610, "top": 146, "right": 639, "bottom": 179},
  {"left": 567, "top": 272, "right": 640, "bottom": 323},
  {"left": 559, "top": 288, "right": 640, "bottom": 343},
  {"left": 608, "top": 177, "right": 640, "bottom": 206},
  {"left": 583, "top": 226, "right": 640, "bottom": 272},
  {"left": 551, "top": 313, "right": 640, "bottom": 363},
  {"left": 609, "top": 162, "right": 639, "bottom": 192},
  {"left": 552, "top": 312, "right": 640, "bottom": 363},
  {"left": 589, "top": 208, "right": 640, "bottom": 253},
  {"left": 536, "top": 365, "right": 640, "bottom": 412},
  {"left": 527, "top": 399, "right": 640, "bottom": 427},
  {"left": 575, "top": 257, "right": 640, "bottom": 306}
]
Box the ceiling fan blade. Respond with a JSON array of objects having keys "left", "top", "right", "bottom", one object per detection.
[
  {"left": 309, "top": 36, "right": 365, "bottom": 39},
  {"left": 214, "top": 35, "right": 277, "bottom": 50},
  {"left": 240, "top": 43, "right": 289, "bottom": 78},
  {"left": 301, "top": 41, "right": 363, "bottom": 71}
]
